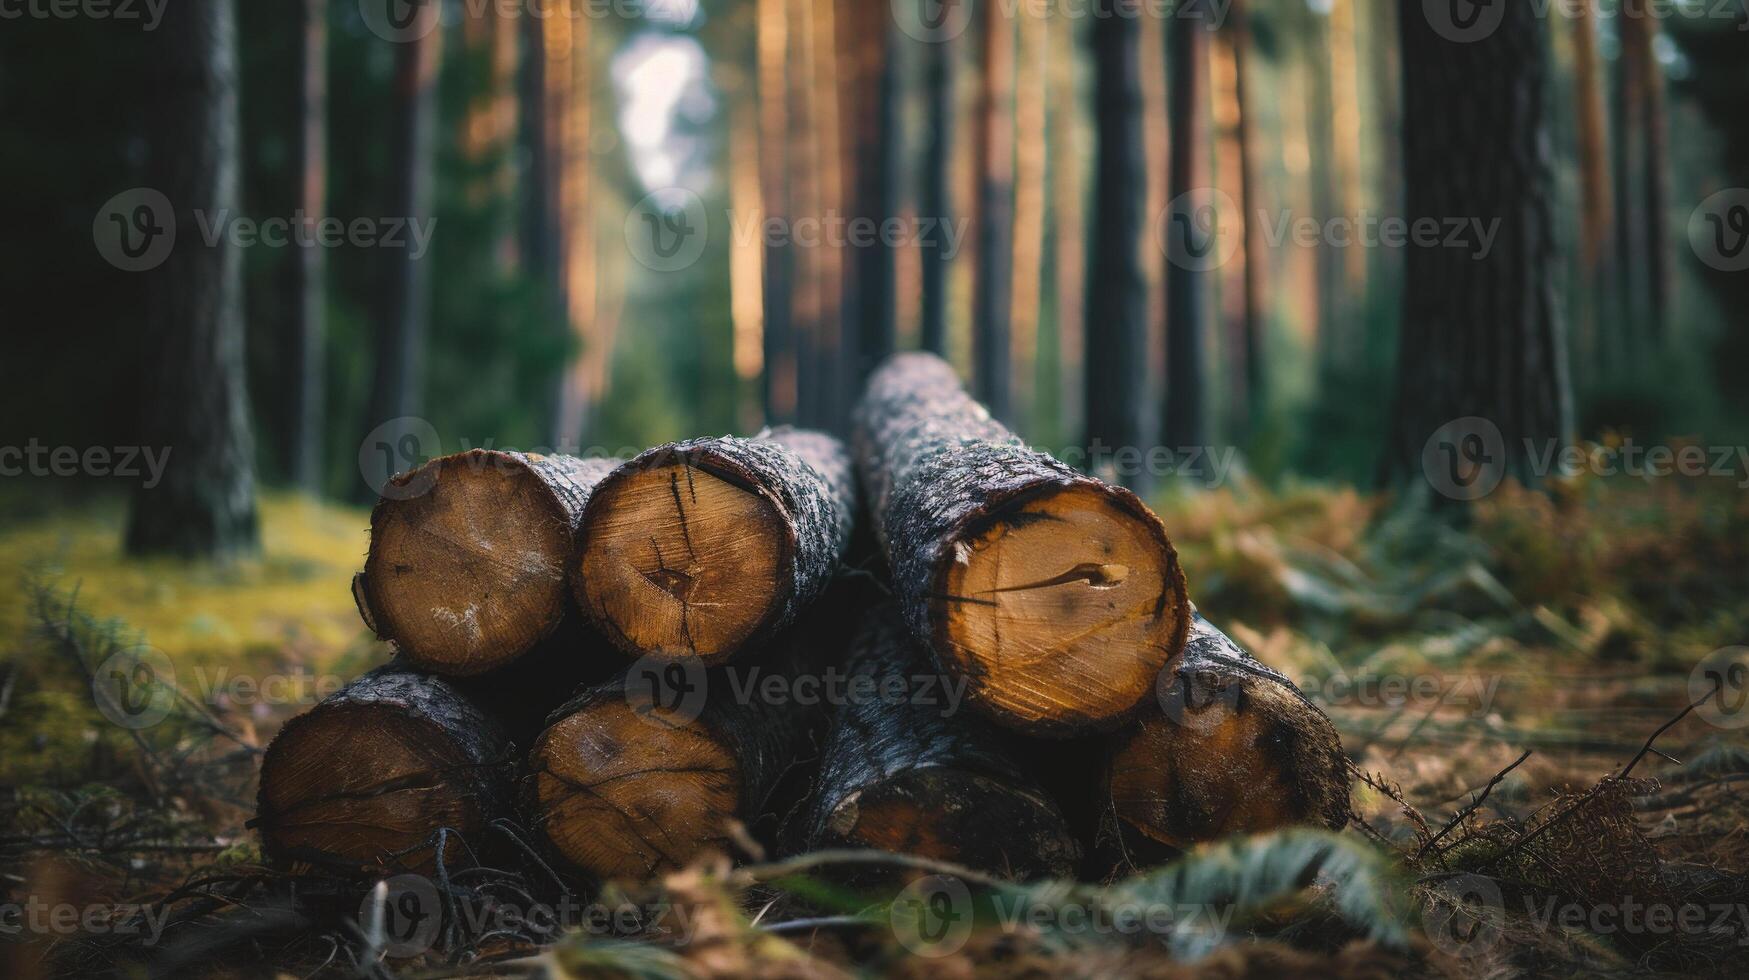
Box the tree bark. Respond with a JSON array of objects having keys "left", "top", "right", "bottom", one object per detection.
[
  {"left": 757, "top": 0, "right": 796, "bottom": 423},
  {"left": 1569, "top": 0, "right": 1613, "bottom": 374},
  {"left": 364, "top": 1, "right": 442, "bottom": 444},
  {"left": 1164, "top": 2, "right": 1212, "bottom": 457},
  {"left": 806, "top": 609, "right": 1080, "bottom": 879},
  {"left": 919, "top": 23, "right": 955, "bottom": 358},
  {"left": 972, "top": 0, "right": 1015, "bottom": 422},
  {"left": 126, "top": 0, "right": 259, "bottom": 558},
  {"left": 357, "top": 451, "right": 620, "bottom": 675},
  {"left": 840, "top": 0, "right": 899, "bottom": 386},
  {"left": 1103, "top": 614, "right": 1351, "bottom": 858},
  {"left": 575, "top": 427, "right": 857, "bottom": 664},
  {"left": 1384, "top": 0, "right": 1570, "bottom": 493},
  {"left": 1615, "top": 2, "right": 1669, "bottom": 344},
  {"left": 255, "top": 665, "right": 514, "bottom": 875},
  {"left": 854, "top": 352, "right": 1191, "bottom": 734},
  {"left": 286, "top": 0, "right": 327, "bottom": 493},
  {"left": 1084, "top": 3, "right": 1149, "bottom": 490}
]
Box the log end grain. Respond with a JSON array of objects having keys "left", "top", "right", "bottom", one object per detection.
[
  {"left": 362, "top": 450, "right": 613, "bottom": 675},
  {"left": 935, "top": 480, "right": 1190, "bottom": 734},
  {"left": 530, "top": 699, "right": 741, "bottom": 880}
]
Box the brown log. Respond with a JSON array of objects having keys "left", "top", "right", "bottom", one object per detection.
[
  {"left": 254, "top": 665, "right": 513, "bottom": 875},
  {"left": 357, "top": 449, "right": 619, "bottom": 675},
  {"left": 806, "top": 609, "right": 1080, "bottom": 879},
  {"left": 1104, "top": 614, "right": 1350, "bottom": 856},
  {"left": 853, "top": 351, "right": 1191, "bottom": 735},
  {"left": 574, "top": 427, "right": 855, "bottom": 664}
]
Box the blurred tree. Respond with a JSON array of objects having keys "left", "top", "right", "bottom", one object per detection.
[
  {"left": 1614, "top": 0, "right": 1670, "bottom": 344},
  {"left": 1384, "top": 0, "right": 1571, "bottom": 492},
  {"left": 127, "top": 0, "right": 259, "bottom": 557},
  {"left": 919, "top": 20, "right": 956, "bottom": 358},
  {"left": 972, "top": 0, "right": 1015, "bottom": 421},
  {"left": 1568, "top": 0, "right": 1613, "bottom": 374},
  {"left": 1163, "top": 2, "right": 1211, "bottom": 457},
  {"left": 1085, "top": 1, "right": 1148, "bottom": 488},
  {"left": 286, "top": 0, "right": 327, "bottom": 492},
  {"left": 1212, "top": 0, "right": 1263, "bottom": 439},
  {"left": 1048, "top": 17, "right": 1086, "bottom": 448},
  {"left": 363, "top": 1, "right": 443, "bottom": 454},
  {"left": 840, "top": 0, "right": 900, "bottom": 388},
  {"left": 553, "top": 11, "right": 600, "bottom": 450},
  {"left": 758, "top": 0, "right": 797, "bottom": 422},
  {"left": 1011, "top": 5, "right": 1047, "bottom": 434},
  {"left": 810, "top": 0, "right": 846, "bottom": 429}
]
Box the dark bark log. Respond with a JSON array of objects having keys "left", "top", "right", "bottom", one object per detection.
[
  {"left": 853, "top": 352, "right": 1191, "bottom": 734},
  {"left": 255, "top": 665, "right": 514, "bottom": 875},
  {"left": 1384, "top": 0, "right": 1570, "bottom": 493},
  {"left": 363, "top": 1, "right": 442, "bottom": 449},
  {"left": 806, "top": 609, "right": 1079, "bottom": 879},
  {"left": 358, "top": 450, "right": 620, "bottom": 675},
  {"left": 972, "top": 0, "right": 1015, "bottom": 422},
  {"left": 919, "top": 23, "right": 955, "bottom": 358},
  {"left": 286, "top": 0, "right": 327, "bottom": 493},
  {"left": 575, "top": 427, "right": 857, "bottom": 664},
  {"left": 528, "top": 614, "right": 834, "bottom": 881},
  {"left": 1104, "top": 613, "right": 1350, "bottom": 859},
  {"left": 125, "top": 0, "right": 259, "bottom": 558},
  {"left": 1164, "top": 1, "right": 1211, "bottom": 456},
  {"left": 1084, "top": 3, "right": 1150, "bottom": 490}
]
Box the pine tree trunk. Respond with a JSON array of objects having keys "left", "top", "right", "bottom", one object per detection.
[
  {"left": 1010, "top": 6, "right": 1048, "bottom": 432},
  {"left": 854, "top": 352, "right": 1191, "bottom": 734},
  {"left": 1229, "top": 0, "right": 1264, "bottom": 435},
  {"left": 1569, "top": 0, "right": 1613, "bottom": 374},
  {"left": 1049, "top": 15, "right": 1086, "bottom": 448},
  {"left": 806, "top": 609, "right": 1080, "bottom": 879},
  {"left": 757, "top": 0, "right": 796, "bottom": 423},
  {"left": 1384, "top": 0, "right": 1570, "bottom": 493},
  {"left": 286, "top": 0, "right": 327, "bottom": 493},
  {"left": 575, "top": 428, "right": 857, "bottom": 664},
  {"left": 972, "top": 0, "right": 1015, "bottom": 422},
  {"left": 840, "top": 0, "right": 899, "bottom": 386},
  {"left": 919, "top": 24, "right": 955, "bottom": 358},
  {"left": 1164, "top": 4, "right": 1212, "bottom": 458},
  {"left": 1616, "top": 3, "right": 1669, "bottom": 343},
  {"left": 1084, "top": 3, "right": 1149, "bottom": 489},
  {"left": 126, "top": 0, "right": 259, "bottom": 558}
]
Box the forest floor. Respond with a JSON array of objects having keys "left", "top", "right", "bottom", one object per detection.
[{"left": 2, "top": 458, "right": 1747, "bottom": 978}]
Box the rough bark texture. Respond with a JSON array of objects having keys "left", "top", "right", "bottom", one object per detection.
[
  {"left": 1104, "top": 613, "right": 1350, "bottom": 859},
  {"left": 575, "top": 427, "right": 856, "bottom": 663},
  {"left": 1084, "top": 2, "right": 1150, "bottom": 490},
  {"left": 1385, "top": 0, "right": 1570, "bottom": 492},
  {"left": 126, "top": 0, "right": 259, "bottom": 558},
  {"left": 854, "top": 352, "right": 1191, "bottom": 734},
  {"left": 255, "top": 665, "right": 514, "bottom": 875},
  {"left": 529, "top": 620, "right": 832, "bottom": 880},
  {"left": 806, "top": 609, "right": 1080, "bottom": 879},
  {"left": 360, "top": 450, "right": 620, "bottom": 675}
]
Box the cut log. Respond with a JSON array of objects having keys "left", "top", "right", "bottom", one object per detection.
[
  {"left": 528, "top": 634, "right": 829, "bottom": 881},
  {"left": 254, "top": 665, "right": 513, "bottom": 875},
  {"left": 358, "top": 450, "right": 619, "bottom": 675},
  {"left": 852, "top": 351, "right": 1191, "bottom": 734},
  {"left": 806, "top": 610, "right": 1080, "bottom": 879},
  {"left": 1105, "top": 614, "right": 1350, "bottom": 855},
  {"left": 574, "top": 427, "right": 856, "bottom": 664}
]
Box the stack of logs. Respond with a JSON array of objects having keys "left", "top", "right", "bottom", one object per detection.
[{"left": 254, "top": 353, "right": 1350, "bottom": 885}]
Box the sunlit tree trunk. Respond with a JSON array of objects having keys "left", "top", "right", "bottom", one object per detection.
[
  {"left": 1163, "top": 2, "right": 1211, "bottom": 456},
  {"left": 1048, "top": 16, "right": 1085, "bottom": 447},
  {"left": 1084, "top": 1, "right": 1148, "bottom": 489},
  {"left": 810, "top": 0, "right": 846, "bottom": 429},
  {"left": 287, "top": 0, "right": 327, "bottom": 492},
  {"left": 1010, "top": 4, "right": 1047, "bottom": 433},
  {"left": 972, "top": 0, "right": 1014, "bottom": 422},
  {"left": 1568, "top": 0, "right": 1612, "bottom": 374},
  {"left": 128, "top": 0, "right": 259, "bottom": 557},
  {"left": 787, "top": 0, "right": 824, "bottom": 427},
  {"left": 757, "top": 0, "right": 795, "bottom": 422},
  {"left": 553, "top": 13, "right": 598, "bottom": 451},
  {"left": 1211, "top": 0, "right": 1262, "bottom": 439}
]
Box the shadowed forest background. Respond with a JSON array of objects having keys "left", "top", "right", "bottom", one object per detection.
[{"left": 4, "top": 0, "right": 1749, "bottom": 976}]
